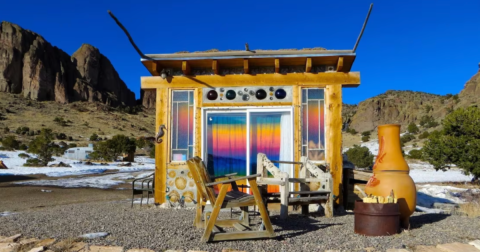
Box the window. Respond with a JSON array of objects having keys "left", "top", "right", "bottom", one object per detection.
[
  {"left": 171, "top": 90, "right": 195, "bottom": 161},
  {"left": 302, "top": 88, "right": 325, "bottom": 161},
  {"left": 68, "top": 150, "right": 75, "bottom": 153},
  {"left": 85, "top": 151, "right": 92, "bottom": 154}
]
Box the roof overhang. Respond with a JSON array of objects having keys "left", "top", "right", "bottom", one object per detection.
[{"left": 141, "top": 49, "right": 357, "bottom": 77}]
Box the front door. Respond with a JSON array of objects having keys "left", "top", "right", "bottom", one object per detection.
[{"left": 204, "top": 108, "right": 293, "bottom": 193}]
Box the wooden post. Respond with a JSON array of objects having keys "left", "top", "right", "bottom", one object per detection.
[
  {"left": 182, "top": 61, "right": 191, "bottom": 75},
  {"left": 279, "top": 173, "right": 289, "bottom": 219},
  {"left": 244, "top": 59, "right": 249, "bottom": 74},
  {"left": 212, "top": 60, "right": 219, "bottom": 75},
  {"left": 292, "top": 86, "right": 301, "bottom": 191},
  {"left": 154, "top": 88, "right": 169, "bottom": 204},
  {"left": 325, "top": 84, "right": 343, "bottom": 205},
  {"left": 305, "top": 58, "right": 312, "bottom": 73},
  {"left": 336, "top": 57, "right": 344, "bottom": 72}
]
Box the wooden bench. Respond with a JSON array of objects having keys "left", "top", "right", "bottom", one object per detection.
[
  {"left": 256, "top": 153, "right": 334, "bottom": 219},
  {"left": 186, "top": 156, "right": 276, "bottom": 242}
]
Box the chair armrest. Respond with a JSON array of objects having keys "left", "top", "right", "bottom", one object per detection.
[
  {"left": 211, "top": 173, "right": 238, "bottom": 180},
  {"left": 132, "top": 173, "right": 154, "bottom": 183},
  {"left": 132, "top": 173, "right": 154, "bottom": 188},
  {"left": 206, "top": 174, "right": 261, "bottom": 187}
]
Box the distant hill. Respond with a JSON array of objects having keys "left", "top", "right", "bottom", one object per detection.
[
  {"left": 0, "top": 21, "right": 136, "bottom": 107},
  {"left": 0, "top": 92, "right": 155, "bottom": 147},
  {"left": 343, "top": 66, "right": 480, "bottom": 133}
]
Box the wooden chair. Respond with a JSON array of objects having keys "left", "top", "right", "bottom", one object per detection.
[
  {"left": 256, "top": 153, "right": 334, "bottom": 219},
  {"left": 186, "top": 156, "right": 276, "bottom": 242}
]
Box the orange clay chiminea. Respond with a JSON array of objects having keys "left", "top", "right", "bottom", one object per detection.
[{"left": 364, "top": 124, "right": 417, "bottom": 228}]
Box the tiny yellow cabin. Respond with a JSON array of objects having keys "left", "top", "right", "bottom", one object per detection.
[{"left": 140, "top": 48, "right": 361, "bottom": 206}]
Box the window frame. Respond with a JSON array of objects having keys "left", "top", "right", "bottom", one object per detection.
[
  {"left": 301, "top": 88, "right": 327, "bottom": 164},
  {"left": 169, "top": 89, "right": 196, "bottom": 163},
  {"left": 201, "top": 106, "right": 294, "bottom": 192}
]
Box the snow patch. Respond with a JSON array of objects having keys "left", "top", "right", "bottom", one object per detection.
[
  {"left": 132, "top": 198, "right": 155, "bottom": 204},
  {"left": 14, "top": 172, "right": 153, "bottom": 189},
  {"left": 415, "top": 205, "right": 445, "bottom": 214},
  {"left": 0, "top": 211, "right": 15, "bottom": 217},
  {"left": 416, "top": 184, "right": 478, "bottom": 208},
  {"left": 79, "top": 232, "right": 109, "bottom": 239},
  {"left": 0, "top": 150, "right": 154, "bottom": 177}
]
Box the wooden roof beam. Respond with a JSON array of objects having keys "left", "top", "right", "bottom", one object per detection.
[
  {"left": 306, "top": 58, "right": 312, "bottom": 73},
  {"left": 148, "top": 61, "right": 160, "bottom": 76},
  {"left": 275, "top": 59, "right": 280, "bottom": 73},
  {"left": 244, "top": 59, "right": 249, "bottom": 74},
  {"left": 212, "top": 60, "right": 219, "bottom": 75},
  {"left": 141, "top": 72, "right": 361, "bottom": 89},
  {"left": 336, "top": 57, "right": 344, "bottom": 72},
  {"left": 182, "top": 61, "right": 191, "bottom": 75}
]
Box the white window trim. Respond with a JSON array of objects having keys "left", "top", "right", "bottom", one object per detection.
[{"left": 201, "top": 106, "right": 294, "bottom": 193}]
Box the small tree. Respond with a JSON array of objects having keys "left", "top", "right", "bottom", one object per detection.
[
  {"left": 1, "top": 136, "right": 20, "bottom": 150},
  {"left": 136, "top": 137, "right": 147, "bottom": 149},
  {"left": 407, "top": 149, "right": 423, "bottom": 160},
  {"left": 90, "top": 133, "right": 99, "bottom": 141},
  {"left": 420, "top": 115, "right": 439, "bottom": 128},
  {"left": 90, "top": 134, "right": 137, "bottom": 161},
  {"left": 423, "top": 107, "right": 480, "bottom": 180},
  {"left": 27, "top": 129, "right": 55, "bottom": 166},
  {"left": 54, "top": 117, "right": 68, "bottom": 126},
  {"left": 90, "top": 141, "right": 115, "bottom": 161},
  {"left": 361, "top": 135, "right": 370, "bottom": 142},
  {"left": 425, "top": 105, "right": 433, "bottom": 113},
  {"left": 407, "top": 123, "right": 419, "bottom": 134},
  {"left": 149, "top": 144, "right": 155, "bottom": 158},
  {"left": 400, "top": 133, "right": 416, "bottom": 145},
  {"left": 346, "top": 128, "right": 358, "bottom": 135},
  {"left": 418, "top": 131, "right": 430, "bottom": 139},
  {"left": 345, "top": 145, "right": 374, "bottom": 168},
  {"left": 56, "top": 133, "right": 67, "bottom": 140}
]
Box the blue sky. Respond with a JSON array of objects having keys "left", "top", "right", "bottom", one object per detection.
[{"left": 1, "top": 0, "right": 479, "bottom": 104}]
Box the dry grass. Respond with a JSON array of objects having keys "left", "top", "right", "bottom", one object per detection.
[
  {"left": 0, "top": 92, "right": 155, "bottom": 146},
  {"left": 13, "top": 243, "right": 35, "bottom": 252},
  {"left": 50, "top": 237, "right": 85, "bottom": 252},
  {"left": 459, "top": 200, "right": 480, "bottom": 217}
]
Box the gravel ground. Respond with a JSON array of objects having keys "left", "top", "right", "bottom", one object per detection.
[{"left": 0, "top": 200, "right": 479, "bottom": 252}]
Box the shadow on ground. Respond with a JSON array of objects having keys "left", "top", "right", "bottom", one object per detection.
[
  {"left": 410, "top": 213, "right": 449, "bottom": 229},
  {"left": 272, "top": 215, "right": 343, "bottom": 240},
  {"left": 0, "top": 175, "right": 37, "bottom": 184}
]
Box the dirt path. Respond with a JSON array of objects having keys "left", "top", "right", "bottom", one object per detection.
[{"left": 0, "top": 185, "right": 131, "bottom": 212}]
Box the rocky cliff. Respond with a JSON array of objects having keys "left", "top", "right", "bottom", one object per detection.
[
  {"left": 0, "top": 21, "right": 136, "bottom": 106},
  {"left": 458, "top": 67, "right": 480, "bottom": 107}
]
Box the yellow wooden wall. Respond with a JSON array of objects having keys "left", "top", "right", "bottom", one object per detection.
[{"left": 152, "top": 84, "right": 343, "bottom": 205}]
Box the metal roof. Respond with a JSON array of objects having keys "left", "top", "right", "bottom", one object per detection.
[{"left": 142, "top": 49, "right": 355, "bottom": 61}]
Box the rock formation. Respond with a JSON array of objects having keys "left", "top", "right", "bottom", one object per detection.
[
  {"left": 346, "top": 91, "right": 452, "bottom": 133},
  {"left": 345, "top": 65, "right": 480, "bottom": 133},
  {"left": 140, "top": 89, "right": 156, "bottom": 109},
  {"left": 458, "top": 66, "right": 480, "bottom": 107},
  {"left": 0, "top": 21, "right": 135, "bottom": 106}
]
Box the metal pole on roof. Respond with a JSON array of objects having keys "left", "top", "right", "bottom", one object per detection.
[
  {"left": 108, "top": 10, "right": 153, "bottom": 61},
  {"left": 352, "top": 3, "right": 374, "bottom": 53}
]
